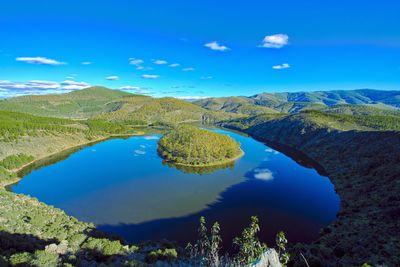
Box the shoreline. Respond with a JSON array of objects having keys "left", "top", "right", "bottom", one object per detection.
[
  {"left": 1, "top": 132, "right": 144, "bottom": 188},
  {"left": 162, "top": 149, "right": 245, "bottom": 168}
]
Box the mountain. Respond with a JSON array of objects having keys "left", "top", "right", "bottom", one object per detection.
[
  {"left": 194, "top": 89, "right": 400, "bottom": 115},
  {"left": 0, "top": 86, "right": 131, "bottom": 119},
  {"left": 0, "top": 87, "right": 240, "bottom": 124},
  {"left": 193, "top": 96, "right": 279, "bottom": 116}
]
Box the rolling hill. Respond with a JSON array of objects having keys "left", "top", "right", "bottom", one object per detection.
[
  {"left": 0, "top": 86, "right": 240, "bottom": 124},
  {"left": 0, "top": 86, "right": 131, "bottom": 119},
  {"left": 194, "top": 89, "right": 400, "bottom": 115}
]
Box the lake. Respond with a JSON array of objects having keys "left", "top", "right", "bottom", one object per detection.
[{"left": 11, "top": 129, "right": 340, "bottom": 249}]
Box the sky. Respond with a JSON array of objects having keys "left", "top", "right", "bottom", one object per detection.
[{"left": 0, "top": 0, "right": 399, "bottom": 99}]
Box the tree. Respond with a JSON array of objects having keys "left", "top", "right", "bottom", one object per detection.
[{"left": 232, "top": 216, "right": 267, "bottom": 265}]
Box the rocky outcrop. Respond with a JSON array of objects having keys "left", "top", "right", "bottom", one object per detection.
[
  {"left": 250, "top": 249, "right": 282, "bottom": 267},
  {"left": 245, "top": 116, "right": 400, "bottom": 266}
]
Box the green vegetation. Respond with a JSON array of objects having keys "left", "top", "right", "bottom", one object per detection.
[
  {"left": 0, "top": 189, "right": 148, "bottom": 266},
  {"left": 0, "top": 87, "right": 399, "bottom": 266},
  {"left": 0, "top": 153, "right": 34, "bottom": 170},
  {"left": 220, "top": 112, "right": 286, "bottom": 131},
  {"left": 194, "top": 96, "right": 279, "bottom": 116},
  {"left": 145, "top": 248, "right": 178, "bottom": 264},
  {"left": 0, "top": 110, "right": 83, "bottom": 142},
  {"left": 185, "top": 216, "right": 289, "bottom": 266},
  {"left": 221, "top": 109, "right": 400, "bottom": 132},
  {"left": 0, "top": 154, "right": 34, "bottom": 183},
  {"left": 158, "top": 125, "right": 243, "bottom": 166},
  {"left": 0, "top": 86, "right": 240, "bottom": 124},
  {"left": 0, "top": 86, "right": 131, "bottom": 119},
  {"left": 299, "top": 110, "right": 400, "bottom": 131},
  {"left": 324, "top": 104, "right": 400, "bottom": 116},
  {"left": 195, "top": 89, "right": 400, "bottom": 115},
  {"left": 95, "top": 95, "right": 240, "bottom": 125},
  {"left": 232, "top": 216, "right": 267, "bottom": 265}
]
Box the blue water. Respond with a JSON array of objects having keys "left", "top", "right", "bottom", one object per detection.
[{"left": 11, "top": 129, "right": 339, "bottom": 248}]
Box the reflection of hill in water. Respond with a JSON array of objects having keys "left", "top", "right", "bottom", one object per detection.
[{"left": 162, "top": 160, "right": 235, "bottom": 175}]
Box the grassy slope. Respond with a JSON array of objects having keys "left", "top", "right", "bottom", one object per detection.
[{"left": 0, "top": 86, "right": 131, "bottom": 119}]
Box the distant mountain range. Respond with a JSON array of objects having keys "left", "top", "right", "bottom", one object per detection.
[
  {"left": 194, "top": 89, "right": 400, "bottom": 115},
  {"left": 0, "top": 87, "right": 399, "bottom": 119}
]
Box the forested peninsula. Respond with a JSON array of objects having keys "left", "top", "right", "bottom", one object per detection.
[{"left": 157, "top": 125, "right": 243, "bottom": 166}]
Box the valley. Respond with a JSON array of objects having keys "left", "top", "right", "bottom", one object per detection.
[{"left": 0, "top": 87, "right": 399, "bottom": 266}]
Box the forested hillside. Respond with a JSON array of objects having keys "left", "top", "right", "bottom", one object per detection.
[
  {"left": 0, "top": 87, "right": 130, "bottom": 119},
  {"left": 95, "top": 95, "right": 240, "bottom": 126},
  {"left": 194, "top": 89, "right": 400, "bottom": 115}
]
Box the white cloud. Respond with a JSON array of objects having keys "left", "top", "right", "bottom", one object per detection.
[
  {"left": 61, "top": 80, "right": 90, "bottom": 90},
  {"left": 119, "top": 86, "right": 151, "bottom": 94},
  {"left": 200, "top": 76, "right": 213, "bottom": 80},
  {"left": 144, "top": 136, "right": 159, "bottom": 140},
  {"left": 16, "top": 57, "right": 65, "bottom": 65},
  {"left": 129, "top": 58, "right": 144, "bottom": 66},
  {"left": 253, "top": 168, "right": 274, "bottom": 181},
  {"left": 81, "top": 61, "right": 92, "bottom": 65},
  {"left": 272, "top": 63, "right": 290, "bottom": 70},
  {"left": 182, "top": 67, "right": 195, "bottom": 71},
  {"left": 260, "top": 34, "right": 289, "bottom": 48},
  {"left": 141, "top": 74, "right": 159, "bottom": 79},
  {"left": 105, "top": 76, "right": 119, "bottom": 80},
  {"left": 204, "top": 41, "right": 230, "bottom": 51},
  {"left": 168, "top": 63, "right": 180, "bottom": 67},
  {"left": 0, "top": 80, "right": 60, "bottom": 90},
  {"left": 265, "top": 148, "right": 279, "bottom": 154},
  {"left": 153, "top": 59, "right": 168, "bottom": 65},
  {"left": 0, "top": 79, "right": 91, "bottom": 98},
  {"left": 133, "top": 149, "right": 146, "bottom": 155}
]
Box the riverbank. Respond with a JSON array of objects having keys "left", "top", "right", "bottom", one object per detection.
[
  {"left": 0, "top": 132, "right": 145, "bottom": 188},
  {"left": 169, "top": 149, "right": 244, "bottom": 168},
  {"left": 232, "top": 118, "right": 400, "bottom": 266}
]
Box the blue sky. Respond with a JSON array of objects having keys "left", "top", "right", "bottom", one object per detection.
[{"left": 0, "top": 0, "right": 399, "bottom": 98}]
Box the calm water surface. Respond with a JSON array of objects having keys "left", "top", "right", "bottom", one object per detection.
[{"left": 11, "top": 129, "right": 339, "bottom": 248}]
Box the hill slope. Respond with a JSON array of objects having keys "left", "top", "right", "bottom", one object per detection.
[
  {"left": 0, "top": 86, "right": 131, "bottom": 119},
  {"left": 194, "top": 89, "right": 400, "bottom": 115},
  {"left": 220, "top": 111, "right": 400, "bottom": 266},
  {"left": 95, "top": 95, "right": 241, "bottom": 125}
]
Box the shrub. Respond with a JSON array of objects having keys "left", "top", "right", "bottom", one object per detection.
[
  {"left": 9, "top": 252, "right": 33, "bottom": 266},
  {"left": 30, "top": 250, "right": 59, "bottom": 267},
  {"left": 145, "top": 248, "right": 178, "bottom": 264},
  {"left": 82, "top": 237, "right": 125, "bottom": 257},
  {"left": 232, "top": 216, "right": 267, "bottom": 265}
]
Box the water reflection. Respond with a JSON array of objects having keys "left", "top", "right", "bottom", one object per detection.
[
  {"left": 11, "top": 129, "right": 339, "bottom": 247},
  {"left": 162, "top": 160, "right": 236, "bottom": 175}
]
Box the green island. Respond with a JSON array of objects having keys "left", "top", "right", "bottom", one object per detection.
[
  {"left": 158, "top": 125, "right": 244, "bottom": 166},
  {"left": 0, "top": 86, "right": 399, "bottom": 266}
]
